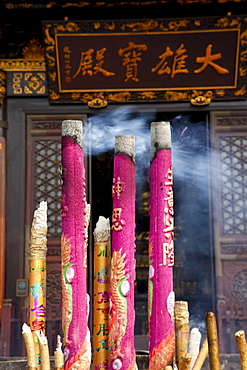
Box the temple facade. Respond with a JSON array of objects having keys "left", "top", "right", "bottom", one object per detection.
[{"left": 0, "top": 0, "right": 247, "bottom": 358}]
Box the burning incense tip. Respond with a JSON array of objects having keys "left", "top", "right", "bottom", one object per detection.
[
  {"left": 150, "top": 121, "right": 171, "bottom": 161},
  {"left": 22, "top": 323, "right": 36, "bottom": 369},
  {"left": 56, "top": 335, "right": 62, "bottom": 352},
  {"left": 54, "top": 335, "right": 64, "bottom": 370},
  {"left": 235, "top": 330, "right": 247, "bottom": 370},
  {"left": 188, "top": 328, "right": 201, "bottom": 369},
  {"left": 22, "top": 322, "right": 31, "bottom": 334},
  {"left": 94, "top": 216, "right": 110, "bottom": 242},
  {"left": 115, "top": 135, "right": 135, "bottom": 161},
  {"left": 62, "top": 120, "right": 83, "bottom": 148},
  {"left": 33, "top": 201, "right": 47, "bottom": 231},
  {"left": 36, "top": 330, "right": 48, "bottom": 345}
]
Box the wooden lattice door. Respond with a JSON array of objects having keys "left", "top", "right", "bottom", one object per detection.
[
  {"left": 211, "top": 111, "right": 247, "bottom": 353},
  {"left": 25, "top": 114, "right": 87, "bottom": 351}
]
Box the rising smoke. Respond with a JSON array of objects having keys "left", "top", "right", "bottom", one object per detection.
[{"left": 84, "top": 107, "right": 215, "bottom": 328}]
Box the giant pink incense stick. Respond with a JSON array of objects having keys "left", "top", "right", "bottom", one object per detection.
[
  {"left": 61, "top": 120, "right": 91, "bottom": 370},
  {"left": 149, "top": 121, "right": 175, "bottom": 370},
  {"left": 109, "top": 135, "right": 137, "bottom": 370}
]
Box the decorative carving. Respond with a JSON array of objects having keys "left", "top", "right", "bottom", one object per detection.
[
  {"left": 34, "top": 139, "right": 62, "bottom": 238},
  {"left": 0, "top": 71, "right": 6, "bottom": 105},
  {"left": 1, "top": 0, "right": 247, "bottom": 9},
  {"left": 42, "top": 16, "right": 247, "bottom": 104},
  {"left": 221, "top": 244, "right": 247, "bottom": 254},
  {"left": 0, "top": 59, "right": 45, "bottom": 71},
  {"left": 33, "top": 121, "right": 62, "bottom": 130},
  {"left": 216, "top": 117, "right": 247, "bottom": 126},
  {"left": 232, "top": 269, "right": 247, "bottom": 302},
  {"left": 219, "top": 136, "right": 247, "bottom": 235},
  {"left": 54, "top": 22, "right": 80, "bottom": 33},
  {"left": 49, "top": 90, "right": 60, "bottom": 100},
  {"left": 22, "top": 39, "right": 44, "bottom": 59},
  {"left": 122, "top": 20, "right": 159, "bottom": 32},
  {"left": 47, "top": 247, "right": 61, "bottom": 256},
  {"left": 9, "top": 72, "right": 46, "bottom": 95},
  {"left": 88, "top": 98, "right": 108, "bottom": 108},
  {"left": 107, "top": 92, "right": 131, "bottom": 102},
  {"left": 46, "top": 270, "right": 62, "bottom": 305},
  {"left": 190, "top": 95, "right": 211, "bottom": 106}
]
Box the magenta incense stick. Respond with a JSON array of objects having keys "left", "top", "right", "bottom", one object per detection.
[
  {"left": 149, "top": 122, "right": 175, "bottom": 370},
  {"left": 61, "top": 120, "right": 91, "bottom": 370},
  {"left": 109, "top": 135, "right": 137, "bottom": 370}
]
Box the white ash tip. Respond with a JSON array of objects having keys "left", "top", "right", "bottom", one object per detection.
[
  {"left": 22, "top": 323, "right": 31, "bottom": 334},
  {"left": 190, "top": 327, "right": 201, "bottom": 334},
  {"left": 62, "top": 120, "right": 83, "bottom": 148},
  {"left": 115, "top": 135, "right": 135, "bottom": 161},
  {"left": 36, "top": 330, "right": 48, "bottom": 345},
  {"left": 96, "top": 216, "right": 110, "bottom": 231},
  {"left": 150, "top": 121, "right": 171, "bottom": 161},
  {"left": 56, "top": 335, "right": 62, "bottom": 352},
  {"left": 33, "top": 201, "right": 47, "bottom": 231},
  {"left": 94, "top": 216, "right": 110, "bottom": 242}
]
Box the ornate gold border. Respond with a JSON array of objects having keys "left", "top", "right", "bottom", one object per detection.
[
  {"left": 1, "top": 0, "right": 246, "bottom": 9},
  {"left": 0, "top": 59, "right": 45, "bottom": 71}
]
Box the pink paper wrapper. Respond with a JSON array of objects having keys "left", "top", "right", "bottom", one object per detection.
[
  {"left": 61, "top": 121, "right": 91, "bottom": 370},
  {"left": 149, "top": 148, "right": 175, "bottom": 370},
  {"left": 109, "top": 139, "right": 136, "bottom": 370}
]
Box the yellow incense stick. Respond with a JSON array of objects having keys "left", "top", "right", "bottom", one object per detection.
[{"left": 22, "top": 323, "right": 36, "bottom": 370}]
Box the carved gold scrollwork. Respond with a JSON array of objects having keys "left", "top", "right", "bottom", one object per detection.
[
  {"left": 107, "top": 92, "right": 131, "bottom": 102},
  {"left": 190, "top": 95, "right": 211, "bottom": 106},
  {"left": 22, "top": 38, "right": 44, "bottom": 59},
  {"left": 234, "top": 85, "right": 247, "bottom": 96},
  {"left": 0, "top": 71, "right": 6, "bottom": 105},
  {"left": 138, "top": 92, "right": 157, "bottom": 99},
  {"left": 49, "top": 90, "right": 60, "bottom": 100},
  {"left": 55, "top": 22, "right": 80, "bottom": 33},
  {"left": 0, "top": 59, "right": 45, "bottom": 71},
  {"left": 121, "top": 20, "right": 159, "bottom": 32},
  {"left": 88, "top": 98, "right": 108, "bottom": 108}
]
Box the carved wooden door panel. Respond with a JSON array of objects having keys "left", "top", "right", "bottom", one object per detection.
[
  {"left": 25, "top": 114, "right": 86, "bottom": 351},
  {"left": 211, "top": 112, "right": 247, "bottom": 353}
]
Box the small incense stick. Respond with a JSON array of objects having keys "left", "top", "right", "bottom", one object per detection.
[
  {"left": 36, "top": 330, "right": 50, "bottom": 370},
  {"left": 206, "top": 312, "right": 221, "bottom": 370},
  {"left": 93, "top": 216, "right": 111, "bottom": 370},
  {"left": 235, "top": 330, "right": 247, "bottom": 370},
  {"left": 188, "top": 328, "right": 201, "bottom": 369},
  {"left": 191, "top": 338, "right": 208, "bottom": 370},
  {"left": 54, "top": 335, "right": 64, "bottom": 370},
  {"left": 180, "top": 353, "right": 192, "bottom": 370},
  {"left": 29, "top": 201, "right": 48, "bottom": 369},
  {"left": 22, "top": 323, "right": 36, "bottom": 370},
  {"left": 175, "top": 301, "right": 190, "bottom": 370}
]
